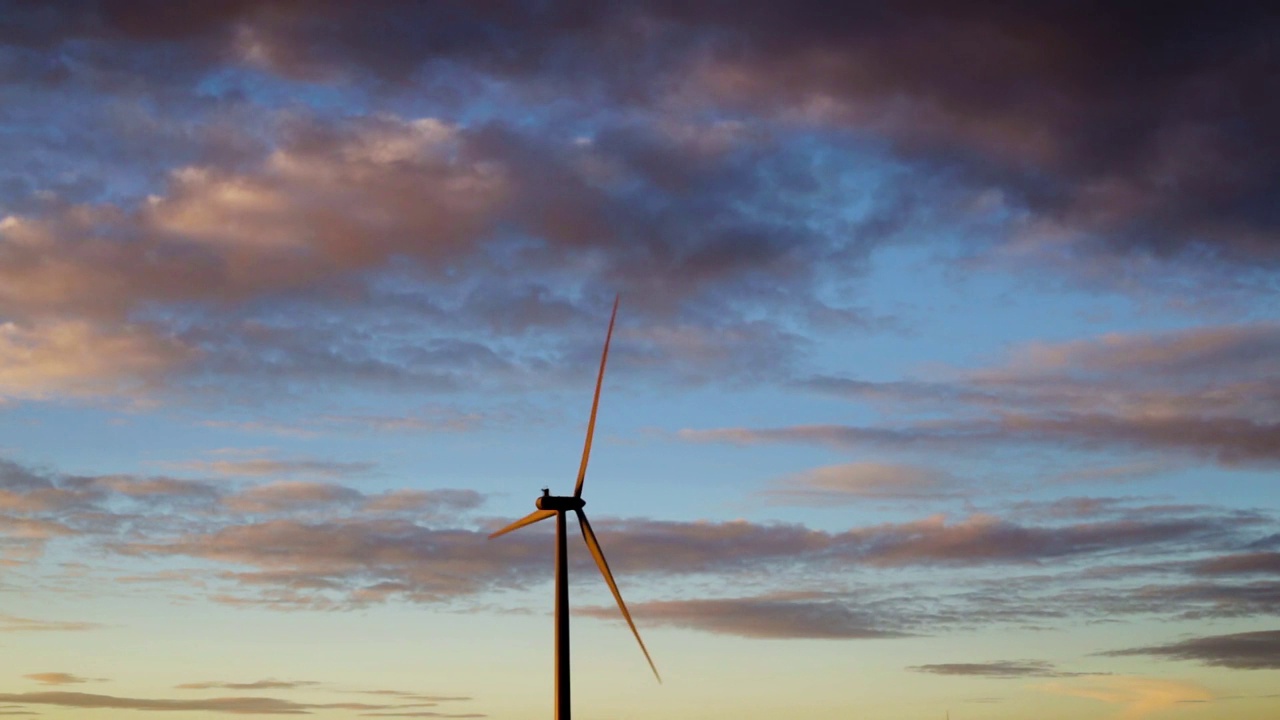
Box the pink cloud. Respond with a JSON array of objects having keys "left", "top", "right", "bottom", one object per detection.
[{"left": 762, "top": 461, "right": 956, "bottom": 504}]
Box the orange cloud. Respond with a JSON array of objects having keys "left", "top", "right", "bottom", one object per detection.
[
  {"left": 0, "top": 319, "right": 192, "bottom": 402},
  {"left": 1040, "top": 676, "right": 1212, "bottom": 719}
]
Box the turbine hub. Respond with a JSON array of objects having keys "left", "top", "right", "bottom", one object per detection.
[{"left": 536, "top": 494, "right": 585, "bottom": 511}]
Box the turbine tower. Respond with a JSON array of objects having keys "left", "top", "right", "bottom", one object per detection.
[{"left": 489, "top": 296, "right": 659, "bottom": 720}]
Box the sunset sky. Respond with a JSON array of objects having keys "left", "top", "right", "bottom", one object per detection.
[{"left": 1, "top": 2, "right": 1279, "bottom": 719}]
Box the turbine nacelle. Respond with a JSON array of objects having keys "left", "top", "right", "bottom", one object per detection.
[{"left": 536, "top": 493, "right": 585, "bottom": 512}]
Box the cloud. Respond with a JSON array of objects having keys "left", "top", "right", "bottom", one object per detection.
[
  {"left": 4, "top": 456, "right": 1273, "bottom": 625},
  {"left": 840, "top": 513, "right": 1243, "bottom": 568},
  {"left": 6, "top": 7, "right": 1271, "bottom": 404},
  {"left": 0, "top": 455, "right": 488, "bottom": 580},
  {"left": 0, "top": 318, "right": 193, "bottom": 402},
  {"left": 0, "top": 112, "right": 865, "bottom": 400},
  {"left": 315, "top": 411, "right": 485, "bottom": 434},
  {"left": 908, "top": 660, "right": 1091, "bottom": 678},
  {"left": 988, "top": 324, "right": 1280, "bottom": 381},
  {"left": 173, "top": 457, "right": 376, "bottom": 479},
  {"left": 1047, "top": 462, "right": 1175, "bottom": 486},
  {"left": 666, "top": 4, "right": 1280, "bottom": 271},
  {"left": 23, "top": 673, "right": 103, "bottom": 685},
  {"left": 584, "top": 594, "right": 907, "bottom": 640},
  {"left": 1, "top": 2, "right": 1274, "bottom": 397},
  {"left": 1040, "top": 676, "right": 1212, "bottom": 720},
  {"left": 0, "top": 614, "right": 102, "bottom": 632},
  {"left": 94, "top": 475, "right": 220, "bottom": 499},
  {"left": 355, "top": 707, "right": 483, "bottom": 712},
  {"left": 176, "top": 680, "right": 320, "bottom": 691},
  {"left": 0, "top": 678, "right": 470, "bottom": 716},
  {"left": 218, "top": 482, "right": 483, "bottom": 517},
  {"left": 114, "top": 518, "right": 530, "bottom": 606},
  {"left": 1102, "top": 630, "right": 1280, "bottom": 670},
  {"left": 683, "top": 415, "right": 1280, "bottom": 466},
  {"left": 100, "top": 500, "right": 1264, "bottom": 609},
  {"left": 347, "top": 691, "right": 470, "bottom": 702},
  {"left": 0, "top": 691, "right": 322, "bottom": 714},
  {"left": 761, "top": 462, "right": 956, "bottom": 504},
  {"left": 0, "top": 690, "right": 437, "bottom": 715},
  {"left": 362, "top": 490, "right": 484, "bottom": 514},
  {"left": 693, "top": 323, "right": 1280, "bottom": 467},
  {"left": 18, "top": 2, "right": 1276, "bottom": 278},
  {"left": 222, "top": 482, "right": 366, "bottom": 513},
  {"left": 1192, "top": 552, "right": 1280, "bottom": 576}
]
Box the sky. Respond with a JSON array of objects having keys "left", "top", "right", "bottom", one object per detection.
[{"left": 1, "top": 1, "right": 1278, "bottom": 719}]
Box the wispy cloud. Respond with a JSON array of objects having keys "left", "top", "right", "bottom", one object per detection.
[
  {"left": 908, "top": 660, "right": 1095, "bottom": 678},
  {"left": 172, "top": 457, "right": 376, "bottom": 479},
  {"left": 1191, "top": 552, "right": 1280, "bottom": 577},
  {"left": 4, "top": 452, "right": 1276, "bottom": 629},
  {"left": 0, "top": 691, "right": 387, "bottom": 714},
  {"left": 0, "top": 679, "right": 478, "bottom": 717},
  {"left": 1102, "top": 630, "right": 1280, "bottom": 670},
  {"left": 691, "top": 324, "right": 1280, "bottom": 467},
  {"left": 222, "top": 482, "right": 366, "bottom": 513},
  {"left": 760, "top": 462, "right": 957, "bottom": 504},
  {"left": 582, "top": 594, "right": 907, "bottom": 640},
  {"left": 176, "top": 679, "right": 321, "bottom": 691},
  {"left": 0, "top": 614, "right": 102, "bottom": 633},
  {"left": 23, "top": 673, "right": 105, "bottom": 685},
  {"left": 358, "top": 707, "right": 486, "bottom": 712}
]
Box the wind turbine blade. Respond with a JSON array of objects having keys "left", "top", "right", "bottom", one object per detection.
[
  {"left": 488, "top": 509, "right": 556, "bottom": 539},
  {"left": 573, "top": 295, "right": 619, "bottom": 498},
  {"left": 575, "top": 509, "right": 661, "bottom": 683}
]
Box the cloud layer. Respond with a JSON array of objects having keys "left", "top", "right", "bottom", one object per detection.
[
  {"left": 1104, "top": 629, "right": 1280, "bottom": 670},
  {"left": 2, "top": 2, "right": 1275, "bottom": 405}
]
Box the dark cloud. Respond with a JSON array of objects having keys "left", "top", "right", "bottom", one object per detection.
[
  {"left": 1103, "top": 629, "right": 1280, "bottom": 669},
  {"left": 908, "top": 660, "right": 1087, "bottom": 678},
  {"left": 111, "top": 503, "right": 1262, "bottom": 608},
  {"left": 692, "top": 323, "right": 1280, "bottom": 466},
  {"left": 0, "top": 455, "right": 487, "bottom": 577},
  {"left": 662, "top": 2, "right": 1280, "bottom": 268},
  {"left": 585, "top": 594, "right": 907, "bottom": 639},
  {"left": 0, "top": 690, "right": 387, "bottom": 714},
  {"left": 1132, "top": 581, "right": 1280, "bottom": 620},
  {"left": 4, "top": 1, "right": 1274, "bottom": 405},
  {"left": 841, "top": 513, "right": 1247, "bottom": 568},
  {"left": 4, "top": 455, "right": 1276, "bottom": 626},
  {"left": 23, "top": 672, "right": 104, "bottom": 685},
  {"left": 1192, "top": 552, "right": 1280, "bottom": 577},
  {"left": 683, "top": 416, "right": 1280, "bottom": 466},
  {"left": 9, "top": 0, "right": 1275, "bottom": 272}
]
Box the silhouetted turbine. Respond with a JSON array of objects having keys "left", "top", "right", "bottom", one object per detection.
[{"left": 489, "top": 296, "right": 659, "bottom": 720}]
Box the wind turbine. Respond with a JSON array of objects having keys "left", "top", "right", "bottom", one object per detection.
[{"left": 489, "top": 296, "right": 659, "bottom": 720}]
